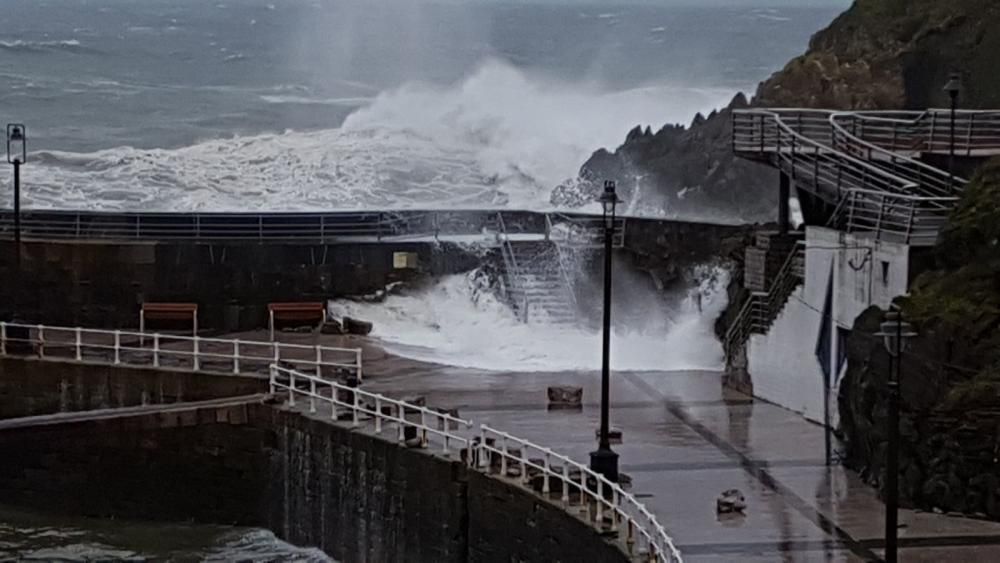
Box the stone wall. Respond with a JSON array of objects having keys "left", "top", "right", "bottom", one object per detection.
[
  {"left": 0, "top": 357, "right": 267, "bottom": 420},
  {"left": 0, "top": 240, "right": 480, "bottom": 330},
  {"left": 0, "top": 398, "right": 631, "bottom": 563}
]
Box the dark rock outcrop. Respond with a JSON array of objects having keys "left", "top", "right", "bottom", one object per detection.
[
  {"left": 839, "top": 158, "right": 1000, "bottom": 518},
  {"left": 560, "top": 0, "right": 1000, "bottom": 222}
]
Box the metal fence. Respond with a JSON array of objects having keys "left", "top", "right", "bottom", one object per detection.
[
  {"left": 0, "top": 322, "right": 363, "bottom": 380},
  {"left": 733, "top": 109, "right": 968, "bottom": 245},
  {"left": 0, "top": 208, "right": 622, "bottom": 244},
  {"left": 271, "top": 365, "right": 683, "bottom": 563}
]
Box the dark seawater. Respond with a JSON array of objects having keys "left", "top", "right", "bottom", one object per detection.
[
  {"left": 0, "top": 505, "right": 333, "bottom": 562},
  {"left": 0, "top": 0, "right": 845, "bottom": 212}
]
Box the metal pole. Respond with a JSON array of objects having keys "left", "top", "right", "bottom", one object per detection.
[
  {"left": 12, "top": 160, "right": 20, "bottom": 319},
  {"left": 949, "top": 92, "right": 957, "bottom": 193},
  {"left": 885, "top": 319, "right": 901, "bottom": 563},
  {"left": 600, "top": 208, "right": 612, "bottom": 451},
  {"left": 590, "top": 190, "right": 619, "bottom": 483}
]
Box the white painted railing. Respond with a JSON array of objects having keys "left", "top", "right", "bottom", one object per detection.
[
  {"left": 478, "top": 426, "right": 683, "bottom": 563},
  {"left": 270, "top": 365, "right": 683, "bottom": 562},
  {"left": 269, "top": 365, "right": 471, "bottom": 453},
  {"left": 0, "top": 322, "right": 363, "bottom": 381}
]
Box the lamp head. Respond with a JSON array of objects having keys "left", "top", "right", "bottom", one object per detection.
[
  {"left": 599, "top": 180, "right": 619, "bottom": 216},
  {"left": 875, "top": 310, "right": 918, "bottom": 357},
  {"left": 6, "top": 124, "right": 26, "bottom": 165},
  {"left": 943, "top": 73, "right": 963, "bottom": 100}
]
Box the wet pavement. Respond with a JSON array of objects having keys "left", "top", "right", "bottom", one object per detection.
[{"left": 356, "top": 366, "right": 1000, "bottom": 562}]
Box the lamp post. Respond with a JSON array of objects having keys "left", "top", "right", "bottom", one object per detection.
[
  {"left": 943, "top": 73, "right": 962, "bottom": 192},
  {"left": 7, "top": 124, "right": 26, "bottom": 323},
  {"left": 875, "top": 309, "right": 917, "bottom": 563},
  {"left": 590, "top": 180, "right": 620, "bottom": 482}
]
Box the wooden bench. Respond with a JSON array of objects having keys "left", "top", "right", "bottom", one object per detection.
[
  {"left": 140, "top": 302, "right": 199, "bottom": 337},
  {"left": 268, "top": 302, "right": 325, "bottom": 341}
]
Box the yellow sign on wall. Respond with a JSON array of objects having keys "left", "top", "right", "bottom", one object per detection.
[{"left": 393, "top": 252, "right": 418, "bottom": 269}]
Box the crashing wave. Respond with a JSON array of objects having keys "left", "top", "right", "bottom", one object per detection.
[{"left": 1, "top": 59, "right": 733, "bottom": 213}]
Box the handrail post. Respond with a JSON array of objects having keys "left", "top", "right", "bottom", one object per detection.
[
  {"left": 374, "top": 397, "right": 382, "bottom": 433},
  {"left": 543, "top": 453, "right": 551, "bottom": 495},
  {"left": 356, "top": 349, "right": 363, "bottom": 383},
  {"left": 288, "top": 370, "right": 296, "bottom": 407},
  {"left": 0, "top": 322, "right": 5, "bottom": 355},
  {"left": 315, "top": 345, "right": 322, "bottom": 379},
  {"left": 233, "top": 340, "right": 240, "bottom": 374},
  {"left": 352, "top": 389, "right": 359, "bottom": 428},
  {"left": 153, "top": 333, "right": 160, "bottom": 367},
  {"left": 75, "top": 327, "right": 82, "bottom": 361},
  {"left": 309, "top": 378, "right": 316, "bottom": 413},
  {"left": 37, "top": 325, "right": 45, "bottom": 358},
  {"left": 269, "top": 365, "right": 277, "bottom": 393},
  {"left": 597, "top": 479, "right": 605, "bottom": 524},
  {"left": 419, "top": 409, "right": 428, "bottom": 447},
  {"left": 273, "top": 342, "right": 279, "bottom": 364},
  {"left": 397, "top": 404, "right": 405, "bottom": 442},
  {"left": 193, "top": 335, "right": 200, "bottom": 371},
  {"left": 113, "top": 329, "right": 120, "bottom": 364},
  {"left": 500, "top": 435, "right": 508, "bottom": 475}
]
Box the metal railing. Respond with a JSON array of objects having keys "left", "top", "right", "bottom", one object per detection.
[
  {"left": 828, "top": 188, "right": 957, "bottom": 247},
  {"left": 0, "top": 208, "right": 623, "bottom": 245},
  {"left": 830, "top": 112, "right": 966, "bottom": 197},
  {"left": 724, "top": 243, "right": 805, "bottom": 357},
  {"left": 270, "top": 364, "right": 683, "bottom": 562},
  {"left": 733, "top": 109, "right": 965, "bottom": 245},
  {"left": 270, "top": 364, "right": 469, "bottom": 453},
  {"left": 547, "top": 213, "right": 626, "bottom": 248},
  {"left": 0, "top": 322, "right": 363, "bottom": 381},
  {"left": 829, "top": 109, "right": 1000, "bottom": 157},
  {"left": 478, "top": 427, "right": 683, "bottom": 562},
  {"left": 497, "top": 212, "right": 530, "bottom": 322}
]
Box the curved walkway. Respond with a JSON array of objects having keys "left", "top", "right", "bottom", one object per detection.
[{"left": 733, "top": 108, "right": 1000, "bottom": 246}]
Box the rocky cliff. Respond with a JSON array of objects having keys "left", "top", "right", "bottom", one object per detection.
[
  {"left": 553, "top": 0, "right": 1000, "bottom": 221},
  {"left": 839, "top": 158, "right": 1000, "bottom": 518}
]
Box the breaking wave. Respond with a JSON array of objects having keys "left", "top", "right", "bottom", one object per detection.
[
  {"left": 327, "top": 267, "right": 728, "bottom": 372},
  {"left": 6, "top": 59, "right": 733, "bottom": 212},
  {"left": 0, "top": 39, "right": 90, "bottom": 53}
]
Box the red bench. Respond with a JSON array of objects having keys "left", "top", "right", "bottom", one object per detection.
[
  {"left": 269, "top": 302, "right": 325, "bottom": 341},
  {"left": 140, "top": 302, "right": 199, "bottom": 339}
]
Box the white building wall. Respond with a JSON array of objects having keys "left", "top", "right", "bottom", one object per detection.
[{"left": 747, "top": 227, "right": 910, "bottom": 425}]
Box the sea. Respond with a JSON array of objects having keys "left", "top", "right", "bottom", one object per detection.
[
  {"left": 0, "top": 0, "right": 844, "bottom": 215},
  {"left": 0, "top": 1, "right": 846, "bottom": 560}
]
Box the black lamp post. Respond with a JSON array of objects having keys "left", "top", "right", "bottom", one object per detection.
[
  {"left": 590, "top": 180, "right": 620, "bottom": 482},
  {"left": 7, "top": 124, "right": 26, "bottom": 323},
  {"left": 875, "top": 309, "right": 917, "bottom": 563},
  {"left": 943, "top": 73, "right": 962, "bottom": 191}
]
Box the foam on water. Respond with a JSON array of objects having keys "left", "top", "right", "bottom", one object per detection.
[
  {"left": 328, "top": 267, "right": 728, "bottom": 373},
  {"left": 8, "top": 59, "right": 733, "bottom": 213}
]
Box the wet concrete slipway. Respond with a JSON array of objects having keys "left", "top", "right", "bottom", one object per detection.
[{"left": 349, "top": 340, "right": 1000, "bottom": 563}]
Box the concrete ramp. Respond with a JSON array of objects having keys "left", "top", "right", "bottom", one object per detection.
[{"left": 0, "top": 393, "right": 269, "bottom": 431}]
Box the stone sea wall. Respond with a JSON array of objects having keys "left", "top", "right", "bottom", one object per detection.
[
  {"left": 0, "top": 357, "right": 267, "bottom": 420},
  {"left": 0, "top": 240, "right": 480, "bottom": 330},
  {"left": 0, "top": 361, "right": 630, "bottom": 563}
]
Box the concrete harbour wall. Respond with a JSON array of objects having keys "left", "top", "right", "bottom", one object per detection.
[
  {"left": 0, "top": 359, "right": 629, "bottom": 563},
  {"left": 0, "top": 357, "right": 267, "bottom": 420}
]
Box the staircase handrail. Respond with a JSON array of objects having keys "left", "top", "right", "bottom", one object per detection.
[
  {"left": 546, "top": 214, "right": 581, "bottom": 314},
  {"left": 828, "top": 109, "right": 1000, "bottom": 156},
  {"left": 829, "top": 112, "right": 966, "bottom": 197},
  {"left": 497, "top": 212, "right": 529, "bottom": 321},
  {"left": 723, "top": 242, "right": 805, "bottom": 355}
]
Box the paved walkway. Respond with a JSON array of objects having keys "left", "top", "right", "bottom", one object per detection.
[{"left": 359, "top": 367, "right": 1000, "bottom": 562}]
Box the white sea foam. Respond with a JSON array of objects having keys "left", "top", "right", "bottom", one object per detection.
[
  {"left": 327, "top": 268, "right": 728, "bottom": 372},
  {"left": 6, "top": 59, "right": 733, "bottom": 213}
]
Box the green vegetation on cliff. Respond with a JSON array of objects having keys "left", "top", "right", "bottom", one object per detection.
[{"left": 840, "top": 159, "right": 1000, "bottom": 517}]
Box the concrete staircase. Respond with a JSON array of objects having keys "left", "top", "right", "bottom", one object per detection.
[{"left": 503, "top": 241, "right": 577, "bottom": 326}]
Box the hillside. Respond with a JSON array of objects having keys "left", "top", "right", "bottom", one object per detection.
[{"left": 554, "top": 0, "right": 1000, "bottom": 221}]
